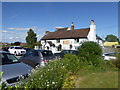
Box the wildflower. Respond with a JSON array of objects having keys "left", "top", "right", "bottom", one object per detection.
[
  {"left": 47, "top": 84, "right": 49, "bottom": 87},
  {"left": 70, "top": 76, "right": 75, "bottom": 80},
  {"left": 68, "top": 72, "right": 73, "bottom": 75},
  {"left": 39, "top": 78, "right": 41, "bottom": 80},
  {"left": 52, "top": 82, "right": 55, "bottom": 84},
  {"left": 31, "top": 79, "right": 33, "bottom": 81},
  {"left": 41, "top": 75, "right": 43, "bottom": 77}
]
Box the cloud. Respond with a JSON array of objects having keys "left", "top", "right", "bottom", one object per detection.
[
  {"left": 7, "top": 28, "right": 30, "bottom": 31},
  {"left": 2, "top": 26, "right": 52, "bottom": 43},
  {"left": 0, "top": 30, "right": 14, "bottom": 33},
  {"left": 7, "top": 26, "right": 48, "bottom": 32}
]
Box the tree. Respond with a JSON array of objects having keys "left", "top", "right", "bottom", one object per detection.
[
  {"left": 26, "top": 29, "right": 37, "bottom": 48},
  {"left": 105, "top": 35, "right": 118, "bottom": 42},
  {"left": 78, "top": 41, "right": 102, "bottom": 66},
  {"left": 14, "top": 41, "right": 21, "bottom": 46}
]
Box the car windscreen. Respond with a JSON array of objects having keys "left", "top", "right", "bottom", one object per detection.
[
  {"left": 15, "top": 47, "right": 23, "bottom": 49},
  {"left": 105, "top": 53, "right": 115, "bottom": 56},
  {"left": 41, "top": 51, "right": 53, "bottom": 57},
  {"left": 24, "top": 50, "right": 39, "bottom": 56},
  {"left": 0, "top": 53, "right": 20, "bottom": 65},
  {"left": 61, "top": 50, "right": 69, "bottom": 54}
]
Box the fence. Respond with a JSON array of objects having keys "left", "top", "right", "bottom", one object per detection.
[{"left": 102, "top": 46, "right": 120, "bottom": 53}]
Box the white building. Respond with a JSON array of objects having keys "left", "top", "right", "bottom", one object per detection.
[{"left": 41, "top": 20, "right": 103, "bottom": 53}]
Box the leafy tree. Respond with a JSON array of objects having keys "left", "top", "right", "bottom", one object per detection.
[
  {"left": 26, "top": 29, "right": 37, "bottom": 49},
  {"left": 105, "top": 35, "right": 118, "bottom": 42},
  {"left": 78, "top": 41, "right": 102, "bottom": 66},
  {"left": 14, "top": 41, "right": 21, "bottom": 46}
]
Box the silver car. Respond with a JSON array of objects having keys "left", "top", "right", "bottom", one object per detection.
[
  {"left": 19, "top": 50, "right": 56, "bottom": 68},
  {"left": 0, "top": 51, "right": 33, "bottom": 86}
]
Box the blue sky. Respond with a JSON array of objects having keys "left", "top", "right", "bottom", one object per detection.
[{"left": 2, "top": 2, "right": 118, "bottom": 43}]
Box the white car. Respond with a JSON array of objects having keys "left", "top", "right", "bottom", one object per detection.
[
  {"left": 102, "top": 52, "right": 118, "bottom": 60},
  {"left": 8, "top": 46, "right": 26, "bottom": 55}
]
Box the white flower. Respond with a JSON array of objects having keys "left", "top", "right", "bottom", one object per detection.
[
  {"left": 47, "top": 84, "right": 49, "bottom": 87},
  {"left": 41, "top": 75, "right": 43, "bottom": 77},
  {"left": 52, "top": 82, "right": 55, "bottom": 84},
  {"left": 31, "top": 79, "right": 33, "bottom": 81}
]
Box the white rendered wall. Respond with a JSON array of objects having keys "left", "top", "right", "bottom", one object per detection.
[{"left": 41, "top": 38, "right": 88, "bottom": 53}]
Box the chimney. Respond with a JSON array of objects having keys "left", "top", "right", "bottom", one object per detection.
[
  {"left": 45, "top": 31, "right": 50, "bottom": 35},
  {"left": 91, "top": 20, "right": 94, "bottom": 25},
  {"left": 71, "top": 22, "right": 74, "bottom": 30},
  {"left": 87, "top": 20, "right": 96, "bottom": 42}
]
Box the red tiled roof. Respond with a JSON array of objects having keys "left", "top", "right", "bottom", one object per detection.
[{"left": 41, "top": 28, "right": 90, "bottom": 40}]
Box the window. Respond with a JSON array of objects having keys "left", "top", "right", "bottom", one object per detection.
[
  {"left": 56, "top": 39, "right": 60, "bottom": 43},
  {"left": 1, "top": 53, "right": 20, "bottom": 65},
  {"left": 15, "top": 47, "right": 23, "bottom": 49},
  {"left": 10, "top": 47, "right": 14, "bottom": 49},
  {"left": 75, "top": 38, "right": 79, "bottom": 43},
  {"left": 41, "top": 51, "right": 53, "bottom": 57},
  {"left": 57, "top": 44, "right": 62, "bottom": 51},
  {"left": 25, "top": 50, "right": 39, "bottom": 56}
]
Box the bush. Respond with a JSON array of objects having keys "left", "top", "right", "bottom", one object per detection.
[
  {"left": 18, "top": 54, "right": 85, "bottom": 89},
  {"left": 109, "top": 59, "right": 120, "bottom": 69},
  {"left": 78, "top": 41, "right": 102, "bottom": 66}
]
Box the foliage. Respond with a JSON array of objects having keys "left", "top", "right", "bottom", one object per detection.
[
  {"left": 14, "top": 41, "right": 21, "bottom": 46},
  {"left": 2, "top": 51, "right": 118, "bottom": 89},
  {"left": 26, "top": 29, "right": 37, "bottom": 49},
  {"left": 109, "top": 59, "right": 120, "bottom": 69},
  {"left": 105, "top": 34, "right": 118, "bottom": 42},
  {"left": 35, "top": 41, "right": 42, "bottom": 48},
  {"left": 78, "top": 41, "right": 102, "bottom": 66}
]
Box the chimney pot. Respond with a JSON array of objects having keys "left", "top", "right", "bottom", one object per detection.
[
  {"left": 91, "top": 20, "right": 95, "bottom": 25},
  {"left": 45, "top": 31, "right": 50, "bottom": 35},
  {"left": 71, "top": 22, "right": 74, "bottom": 30}
]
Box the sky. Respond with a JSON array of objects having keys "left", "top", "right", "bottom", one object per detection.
[{"left": 2, "top": 2, "right": 118, "bottom": 43}]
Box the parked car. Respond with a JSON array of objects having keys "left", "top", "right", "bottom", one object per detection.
[
  {"left": 0, "top": 51, "right": 33, "bottom": 86},
  {"left": 55, "top": 50, "right": 78, "bottom": 58},
  {"left": 102, "top": 52, "right": 120, "bottom": 60},
  {"left": 1, "top": 47, "right": 9, "bottom": 52},
  {"left": 19, "top": 50, "right": 56, "bottom": 68},
  {"left": 8, "top": 46, "right": 26, "bottom": 56},
  {"left": 23, "top": 48, "right": 32, "bottom": 52}
]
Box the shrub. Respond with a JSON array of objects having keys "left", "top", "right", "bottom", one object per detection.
[
  {"left": 18, "top": 54, "right": 85, "bottom": 89},
  {"left": 62, "top": 54, "right": 81, "bottom": 73},
  {"left": 109, "top": 59, "right": 120, "bottom": 69},
  {"left": 78, "top": 41, "right": 102, "bottom": 66}
]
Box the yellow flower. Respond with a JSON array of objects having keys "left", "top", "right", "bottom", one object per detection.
[{"left": 70, "top": 76, "right": 75, "bottom": 80}]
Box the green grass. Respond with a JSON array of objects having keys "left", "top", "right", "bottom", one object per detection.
[{"left": 75, "top": 71, "right": 118, "bottom": 88}]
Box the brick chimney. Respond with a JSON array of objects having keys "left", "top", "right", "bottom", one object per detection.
[
  {"left": 45, "top": 31, "right": 50, "bottom": 35},
  {"left": 71, "top": 22, "right": 74, "bottom": 30}
]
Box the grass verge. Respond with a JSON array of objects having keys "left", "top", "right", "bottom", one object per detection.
[{"left": 75, "top": 71, "right": 118, "bottom": 88}]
